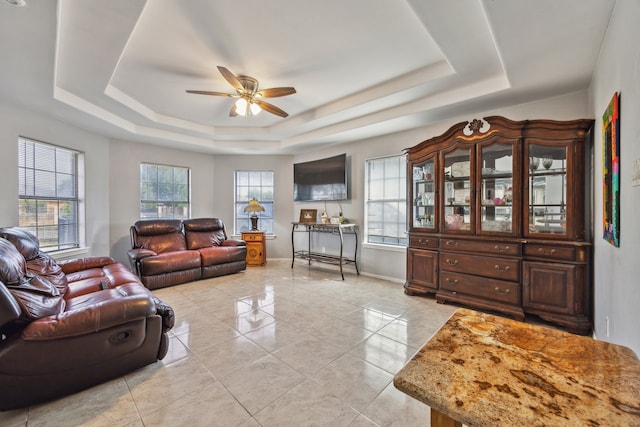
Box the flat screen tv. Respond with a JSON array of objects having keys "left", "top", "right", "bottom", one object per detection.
[{"left": 294, "top": 153, "right": 348, "bottom": 202}]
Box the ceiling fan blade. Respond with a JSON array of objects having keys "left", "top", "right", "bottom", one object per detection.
[
  {"left": 254, "top": 99, "right": 289, "bottom": 118},
  {"left": 217, "top": 66, "right": 245, "bottom": 93},
  {"left": 256, "top": 87, "right": 297, "bottom": 98},
  {"left": 186, "top": 90, "right": 235, "bottom": 97}
]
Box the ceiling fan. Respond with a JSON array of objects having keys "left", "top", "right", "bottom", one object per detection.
[{"left": 186, "top": 66, "right": 296, "bottom": 118}]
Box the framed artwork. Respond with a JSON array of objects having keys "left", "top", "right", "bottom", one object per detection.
[
  {"left": 299, "top": 209, "right": 318, "bottom": 224},
  {"left": 602, "top": 92, "right": 620, "bottom": 247}
]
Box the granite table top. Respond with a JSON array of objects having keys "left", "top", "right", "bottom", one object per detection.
[{"left": 394, "top": 308, "right": 640, "bottom": 427}]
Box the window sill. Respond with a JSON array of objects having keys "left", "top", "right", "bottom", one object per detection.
[
  {"left": 362, "top": 242, "right": 407, "bottom": 253},
  {"left": 49, "top": 247, "right": 90, "bottom": 261}
]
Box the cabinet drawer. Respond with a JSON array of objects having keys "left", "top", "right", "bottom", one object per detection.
[
  {"left": 409, "top": 235, "right": 438, "bottom": 249},
  {"left": 524, "top": 244, "right": 576, "bottom": 261},
  {"left": 440, "top": 271, "right": 520, "bottom": 305},
  {"left": 242, "top": 233, "right": 264, "bottom": 242},
  {"left": 440, "top": 253, "right": 520, "bottom": 282},
  {"left": 440, "top": 238, "right": 520, "bottom": 256}
]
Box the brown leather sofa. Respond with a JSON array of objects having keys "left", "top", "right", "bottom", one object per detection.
[
  {"left": 0, "top": 227, "right": 175, "bottom": 411},
  {"left": 128, "top": 218, "right": 246, "bottom": 290}
]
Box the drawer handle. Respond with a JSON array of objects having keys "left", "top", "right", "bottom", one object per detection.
[
  {"left": 446, "top": 278, "right": 459, "bottom": 285},
  {"left": 445, "top": 259, "right": 459, "bottom": 266},
  {"left": 494, "top": 245, "right": 510, "bottom": 253},
  {"left": 537, "top": 248, "right": 557, "bottom": 255},
  {"left": 494, "top": 287, "right": 510, "bottom": 295},
  {"left": 445, "top": 240, "right": 458, "bottom": 246},
  {"left": 494, "top": 265, "right": 510, "bottom": 272},
  {"left": 418, "top": 239, "right": 430, "bottom": 245}
]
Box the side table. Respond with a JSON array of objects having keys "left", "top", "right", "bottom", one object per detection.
[{"left": 242, "top": 231, "right": 266, "bottom": 266}]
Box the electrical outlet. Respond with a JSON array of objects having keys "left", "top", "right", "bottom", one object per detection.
[
  {"left": 632, "top": 157, "right": 640, "bottom": 187},
  {"left": 322, "top": 246, "right": 326, "bottom": 253},
  {"left": 605, "top": 316, "right": 610, "bottom": 337}
]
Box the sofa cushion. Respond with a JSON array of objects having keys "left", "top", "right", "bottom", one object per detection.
[
  {"left": 64, "top": 263, "right": 141, "bottom": 299},
  {"left": 186, "top": 230, "right": 226, "bottom": 249},
  {"left": 0, "top": 227, "right": 40, "bottom": 261},
  {"left": 0, "top": 238, "right": 63, "bottom": 321},
  {"left": 184, "top": 218, "right": 226, "bottom": 249},
  {"left": 133, "top": 219, "right": 187, "bottom": 254},
  {"left": 139, "top": 251, "right": 201, "bottom": 276},
  {"left": 26, "top": 252, "right": 68, "bottom": 294},
  {"left": 23, "top": 283, "right": 156, "bottom": 341},
  {"left": 137, "top": 232, "right": 187, "bottom": 254},
  {"left": 0, "top": 238, "right": 27, "bottom": 285},
  {"left": 198, "top": 246, "right": 247, "bottom": 266}
]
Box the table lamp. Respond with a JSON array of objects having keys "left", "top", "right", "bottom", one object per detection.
[{"left": 244, "top": 198, "right": 265, "bottom": 231}]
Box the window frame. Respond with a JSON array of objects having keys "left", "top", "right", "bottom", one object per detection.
[
  {"left": 18, "top": 136, "right": 83, "bottom": 253},
  {"left": 364, "top": 154, "right": 408, "bottom": 247},
  {"left": 234, "top": 170, "right": 275, "bottom": 235},
  {"left": 139, "top": 162, "right": 191, "bottom": 219}
]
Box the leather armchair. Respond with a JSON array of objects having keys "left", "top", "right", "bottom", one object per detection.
[{"left": 0, "top": 227, "right": 174, "bottom": 411}]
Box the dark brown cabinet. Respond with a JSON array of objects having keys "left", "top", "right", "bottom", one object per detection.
[{"left": 405, "top": 116, "right": 593, "bottom": 334}]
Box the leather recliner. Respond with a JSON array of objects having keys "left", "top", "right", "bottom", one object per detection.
[
  {"left": 0, "top": 227, "right": 174, "bottom": 411},
  {"left": 128, "top": 218, "right": 246, "bottom": 290},
  {"left": 183, "top": 218, "right": 247, "bottom": 279}
]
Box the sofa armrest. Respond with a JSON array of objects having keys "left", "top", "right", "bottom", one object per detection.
[
  {"left": 127, "top": 248, "right": 157, "bottom": 275},
  {"left": 21, "top": 285, "right": 156, "bottom": 341},
  {"left": 127, "top": 248, "right": 157, "bottom": 262},
  {"left": 222, "top": 239, "right": 246, "bottom": 247},
  {"left": 59, "top": 257, "right": 116, "bottom": 275}
]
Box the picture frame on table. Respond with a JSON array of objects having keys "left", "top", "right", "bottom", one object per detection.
[{"left": 299, "top": 209, "right": 318, "bottom": 224}]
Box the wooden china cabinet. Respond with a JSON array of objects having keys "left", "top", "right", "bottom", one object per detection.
[{"left": 405, "top": 116, "right": 594, "bottom": 334}]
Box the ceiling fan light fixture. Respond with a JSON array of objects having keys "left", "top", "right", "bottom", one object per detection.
[
  {"left": 187, "top": 66, "right": 295, "bottom": 118},
  {"left": 235, "top": 98, "right": 248, "bottom": 116},
  {"left": 234, "top": 97, "right": 262, "bottom": 117}
]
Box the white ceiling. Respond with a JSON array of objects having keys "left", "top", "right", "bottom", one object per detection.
[{"left": 0, "top": 0, "right": 615, "bottom": 154}]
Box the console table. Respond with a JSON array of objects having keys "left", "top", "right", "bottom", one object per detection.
[
  {"left": 291, "top": 222, "right": 359, "bottom": 280},
  {"left": 394, "top": 308, "right": 640, "bottom": 427}
]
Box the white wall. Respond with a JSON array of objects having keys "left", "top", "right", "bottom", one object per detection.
[
  {"left": 589, "top": 0, "right": 640, "bottom": 355},
  {"left": 0, "top": 101, "right": 111, "bottom": 256},
  {"left": 109, "top": 139, "right": 217, "bottom": 265}
]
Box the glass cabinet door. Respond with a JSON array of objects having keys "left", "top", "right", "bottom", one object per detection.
[
  {"left": 412, "top": 158, "right": 436, "bottom": 229},
  {"left": 480, "top": 141, "right": 514, "bottom": 234},
  {"left": 527, "top": 144, "right": 567, "bottom": 236},
  {"left": 443, "top": 147, "right": 472, "bottom": 232}
]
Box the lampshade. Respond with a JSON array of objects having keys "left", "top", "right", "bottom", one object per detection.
[
  {"left": 244, "top": 198, "right": 264, "bottom": 231},
  {"left": 244, "top": 198, "right": 265, "bottom": 213}
]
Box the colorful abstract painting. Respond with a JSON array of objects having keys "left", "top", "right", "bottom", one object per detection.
[{"left": 602, "top": 92, "right": 620, "bottom": 247}]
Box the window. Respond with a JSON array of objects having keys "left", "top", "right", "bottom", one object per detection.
[
  {"left": 18, "top": 137, "right": 82, "bottom": 252},
  {"left": 365, "top": 154, "right": 407, "bottom": 246},
  {"left": 234, "top": 171, "right": 274, "bottom": 234},
  {"left": 140, "top": 163, "right": 190, "bottom": 219}
]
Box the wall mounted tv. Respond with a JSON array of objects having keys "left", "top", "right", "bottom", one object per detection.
[{"left": 294, "top": 153, "right": 349, "bottom": 202}]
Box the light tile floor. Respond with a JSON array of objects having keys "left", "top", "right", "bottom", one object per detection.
[{"left": 0, "top": 260, "right": 459, "bottom": 427}]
